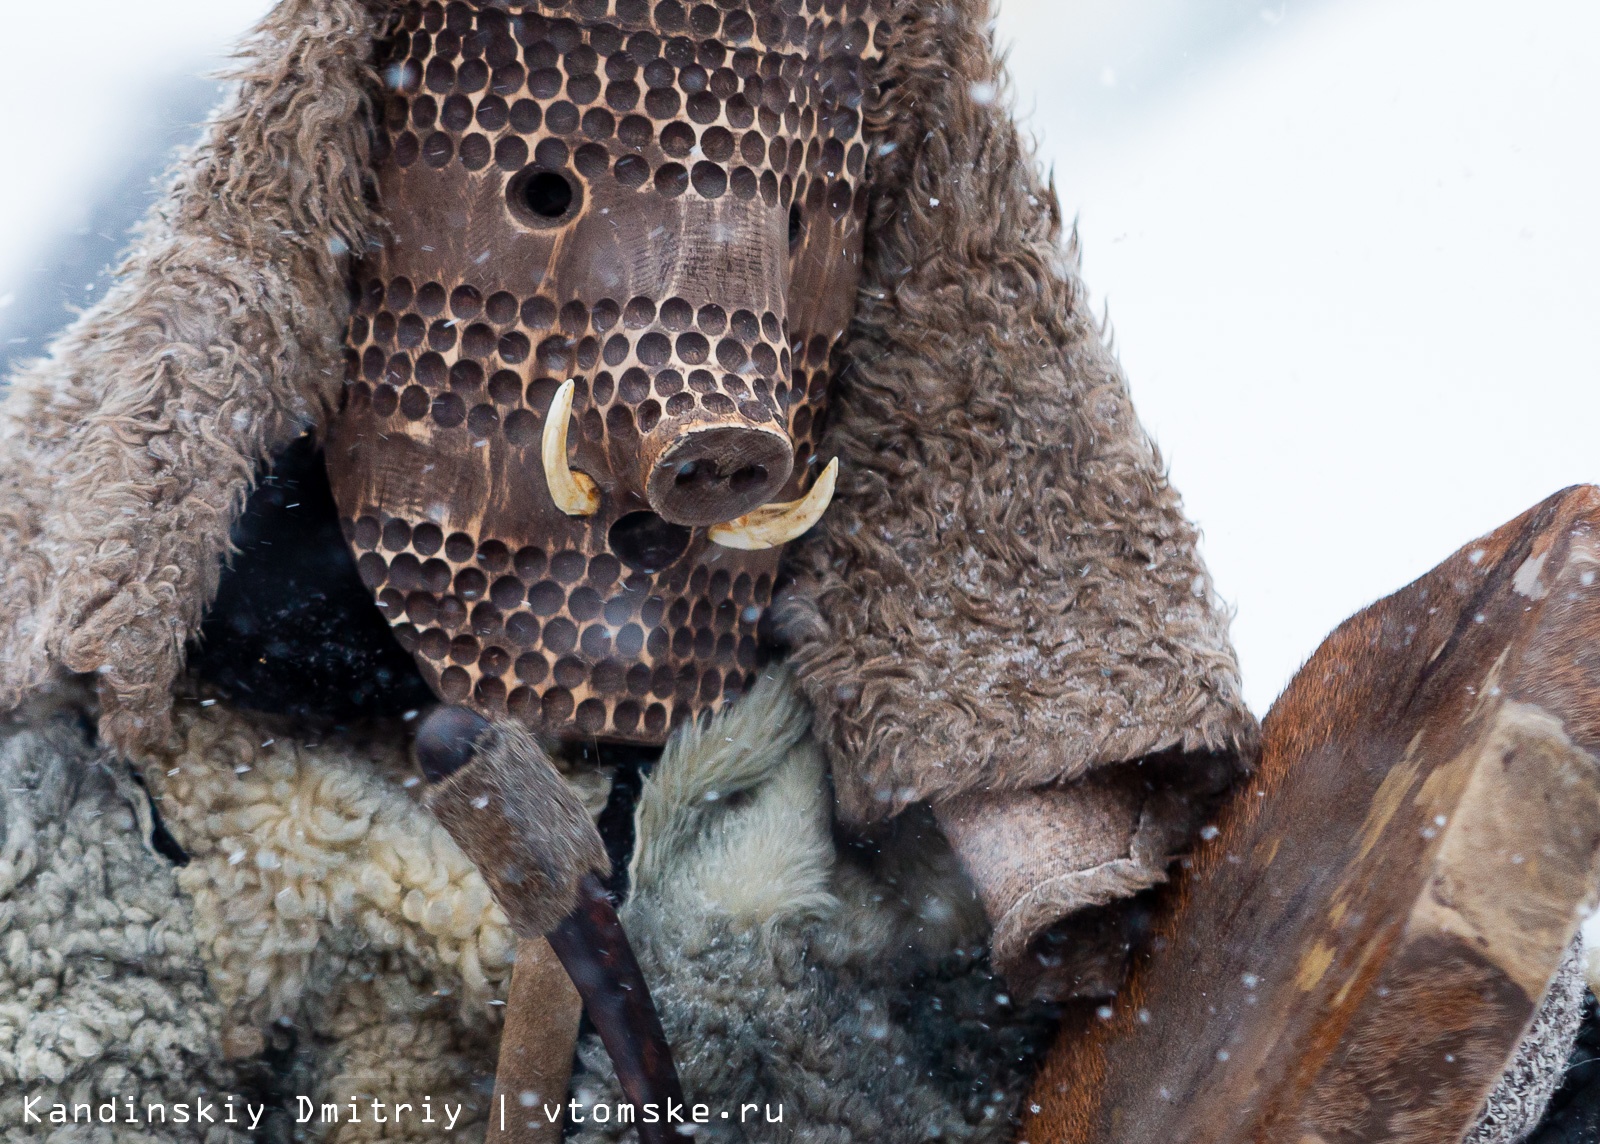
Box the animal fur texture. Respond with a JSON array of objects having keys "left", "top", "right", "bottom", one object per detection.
[
  {"left": 568, "top": 669, "right": 1059, "bottom": 1144},
  {"left": 0, "top": 0, "right": 386, "bottom": 756},
  {"left": 773, "top": 0, "right": 1257, "bottom": 822},
  {"left": 0, "top": 676, "right": 1573, "bottom": 1143},
  {"left": 0, "top": 700, "right": 248, "bottom": 1143},
  {"left": 0, "top": 0, "right": 1256, "bottom": 981},
  {"left": 423, "top": 720, "right": 610, "bottom": 939}
]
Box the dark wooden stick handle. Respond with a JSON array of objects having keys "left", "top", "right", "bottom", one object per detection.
[{"left": 546, "top": 873, "right": 686, "bottom": 1144}]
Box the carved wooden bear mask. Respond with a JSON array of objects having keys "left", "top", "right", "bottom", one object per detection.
[{"left": 327, "top": 0, "right": 884, "bottom": 742}]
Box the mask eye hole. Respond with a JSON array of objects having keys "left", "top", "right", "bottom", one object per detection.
[
  {"left": 788, "top": 203, "right": 803, "bottom": 250},
  {"left": 608, "top": 511, "right": 692, "bottom": 573},
  {"left": 507, "top": 167, "right": 581, "bottom": 228}
]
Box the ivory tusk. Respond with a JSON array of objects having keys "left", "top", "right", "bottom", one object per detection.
[
  {"left": 542, "top": 379, "right": 600, "bottom": 516},
  {"left": 708, "top": 457, "right": 838, "bottom": 550}
]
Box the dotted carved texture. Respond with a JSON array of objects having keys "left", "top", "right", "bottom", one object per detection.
[{"left": 327, "top": 0, "right": 884, "bottom": 743}]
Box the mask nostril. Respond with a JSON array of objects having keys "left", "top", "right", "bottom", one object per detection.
[
  {"left": 728, "top": 465, "right": 767, "bottom": 495},
  {"left": 608, "top": 511, "right": 692, "bottom": 573}
]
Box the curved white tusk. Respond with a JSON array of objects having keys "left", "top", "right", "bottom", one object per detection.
[
  {"left": 709, "top": 458, "right": 838, "bottom": 551},
  {"left": 542, "top": 379, "right": 601, "bottom": 516}
]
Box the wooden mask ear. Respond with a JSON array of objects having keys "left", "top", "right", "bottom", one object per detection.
[{"left": 772, "top": 0, "right": 1258, "bottom": 990}]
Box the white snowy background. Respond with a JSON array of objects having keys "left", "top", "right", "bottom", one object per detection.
[{"left": 1, "top": 0, "right": 1595, "bottom": 717}]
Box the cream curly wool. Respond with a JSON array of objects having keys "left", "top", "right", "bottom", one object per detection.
[
  {"left": 136, "top": 698, "right": 610, "bottom": 1142},
  {"left": 0, "top": 708, "right": 246, "bottom": 1143}
]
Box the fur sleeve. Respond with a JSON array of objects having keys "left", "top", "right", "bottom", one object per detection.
[{"left": 0, "top": 0, "right": 385, "bottom": 754}]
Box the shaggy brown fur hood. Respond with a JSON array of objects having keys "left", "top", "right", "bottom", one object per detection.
[{"left": 0, "top": 0, "right": 1256, "bottom": 987}]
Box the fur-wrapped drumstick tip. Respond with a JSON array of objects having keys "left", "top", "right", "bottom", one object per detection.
[{"left": 415, "top": 707, "right": 688, "bottom": 1142}]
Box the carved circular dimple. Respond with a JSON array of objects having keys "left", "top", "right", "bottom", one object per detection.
[
  {"left": 472, "top": 603, "right": 504, "bottom": 638},
  {"left": 475, "top": 677, "right": 507, "bottom": 711},
  {"left": 415, "top": 282, "right": 446, "bottom": 316},
  {"left": 422, "top": 131, "right": 454, "bottom": 167},
  {"left": 490, "top": 575, "right": 524, "bottom": 611},
  {"left": 454, "top": 567, "right": 489, "bottom": 602},
  {"left": 358, "top": 553, "right": 388, "bottom": 592},
  {"left": 654, "top": 163, "right": 688, "bottom": 197},
  {"left": 479, "top": 645, "right": 511, "bottom": 677},
  {"left": 445, "top": 532, "right": 475, "bottom": 562},
  {"left": 476, "top": 540, "right": 510, "bottom": 572},
  {"left": 461, "top": 322, "right": 495, "bottom": 357},
  {"left": 431, "top": 392, "right": 466, "bottom": 427},
  {"left": 418, "top": 628, "right": 450, "bottom": 661},
  {"left": 504, "top": 408, "right": 539, "bottom": 446},
  {"left": 462, "top": 93, "right": 495, "bottom": 130},
  {"left": 388, "top": 552, "right": 424, "bottom": 592},
  {"left": 544, "top": 618, "right": 578, "bottom": 655},
  {"left": 568, "top": 587, "right": 603, "bottom": 621},
  {"left": 618, "top": 368, "right": 651, "bottom": 402},
  {"left": 686, "top": 91, "right": 720, "bottom": 124},
  {"left": 696, "top": 305, "right": 727, "bottom": 335},
  {"left": 527, "top": 377, "right": 560, "bottom": 411},
  {"left": 550, "top": 550, "right": 587, "bottom": 583},
  {"left": 675, "top": 332, "right": 709, "bottom": 364},
  {"left": 616, "top": 115, "right": 653, "bottom": 151},
  {"left": 450, "top": 634, "right": 479, "bottom": 664},
  {"left": 639, "top": 398, "right": 666, "bottom": 429},
  {"left": 413, "top": 522, "right": 444, "bottom": 555},
  {"left": 397, "top": 313, "right": 426, "bottom": 349},
  {"left": 541, "top": 688, "right": 574, "bottom": 727},
  {"left": 636, "top": 332, "right": 671, "bottom": 366},
  {"left": 495, "top": 135, "right": 529, "bottom": 172},
  {"left": 506, "top": 613, "right": 540, "bottom": 647},
  {"left": 439, "top": 666, "right": 471, "bottom": 702},
  {"left": 384, "top": 354, "right": 412, "bottom": 387},
  {"left": 690, "top": 161, "right": 727, "bottom": 198},
  {"left": 357, "top": 515, "right": 385, "bottom": 551},
  {"left": 529, "top": 66, "right": 562, "bottom": 98},
  {"left": 514, "top": 652, "right": 549, "bottom": 685},
  {"left": 486, "top": 291, "right": 518, "bottom": 325},
  {"left": 657, "top": 122, "right": 694, "bottom": 159},
  {"left": 514, "top": 546, "right": 546, "bottom": 581},
  {"left": 411, "top": 95, "right": 438, "bottom": 132},
  {"left": 547, "top": 101, "right": 580, "bottom": 135},
  {"left": 467, "top": 404, "right": 500, "bottom": 438},
  {"left": 449, "top": 360, "right": 484, "bottom": 391},
  {"left": 510, "top": 98, "right": 542, "bottom": 133},
  {"left": 522, "top": 297, "right": 557, "bottom": 329},
  {"left": 427, "top": 320, "right": 456, "bottom": 353},
  {"left": 592, "top": 299, "right": 621, "bottom": 330},
  {"left": 528, "top": 580, "right": 564, "bottom": 615},
  {"left": 609, "top": 155, "right": 646, "bottom": 188}
]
